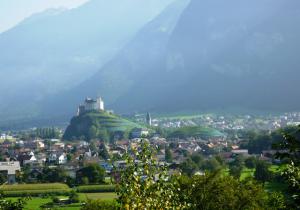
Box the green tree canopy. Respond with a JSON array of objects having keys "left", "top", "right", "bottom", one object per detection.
[
  {"left": 254, "top": 160, "right": 272, "bottom": 184},
  {"left": 77, "top": 164, "right": 105, "bottom": 184}
]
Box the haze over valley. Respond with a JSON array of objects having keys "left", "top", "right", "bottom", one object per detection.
[{"left": 0, "top": 0, "right": 299, "bottom": 126}]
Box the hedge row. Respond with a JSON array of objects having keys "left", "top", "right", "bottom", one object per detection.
[
  {"left": 2, "top": 189, "right": 71, "bottom": 197},
  {"left": 0, "top": 183, "right": 69, "bottom": 191},
  {"left": 0, "top": 183, "right": 115, "bottom": 197},
  {"left": 76, "top": 185, "right": 115, "bottom": 193}
]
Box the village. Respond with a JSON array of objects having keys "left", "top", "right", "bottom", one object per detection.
[
  {"left": 0, "top": 125, "right": 280, "bottom": 185},
  {"left": 0, "top": 98, "right": 297, "bottom": 209}
]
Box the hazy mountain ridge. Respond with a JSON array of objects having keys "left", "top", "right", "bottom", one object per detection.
[
  {"left": 40, "top": 0, "right": 190, "bottom": 119},
  {"left": 99, "top": 0, "right": 300, "bottom": 113},
  {"left": 1, "top": 0, "right": 300, "bottom": 127},
  {"left": 0, "top": 0, "right": 175, "bottom": 120}
]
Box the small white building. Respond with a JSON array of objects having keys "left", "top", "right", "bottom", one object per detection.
[
  {"left": 232, "top": 149, "right": 249, "bottom": 156},
  {"left": 131, "top": 128, "right": 149, "bottom": 139},
  {"left": 0, "top": 161, "right": 21, "bottom": 184},
  {"left": 58, "top": 153, "right": 67, "bottom": 165}
]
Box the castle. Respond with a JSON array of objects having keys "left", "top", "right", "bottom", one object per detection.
[{"left": 77, "top": 97, "right": 104, "bottom": 116}]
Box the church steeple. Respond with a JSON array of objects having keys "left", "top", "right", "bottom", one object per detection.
[{"left": 146, "top": 112, "right": 152, "bottom": 126}]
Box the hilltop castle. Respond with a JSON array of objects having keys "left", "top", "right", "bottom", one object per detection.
[{"left": 77, "top": 97, "right": 104, "bottom": 116}]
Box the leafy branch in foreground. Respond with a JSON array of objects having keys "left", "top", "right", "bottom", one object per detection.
[
  {"left": 116, "top": 140, "right": 185, "bottom": 209},
  {"left": 0, "top": 192, "right": 29, "bottom": 210},
  {"left": 273, "top": 125, "right": 300, "bottom": 208}
]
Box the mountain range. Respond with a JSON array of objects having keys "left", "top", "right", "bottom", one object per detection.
[
  {"left": 0, "top": 0, "right": 174, "bottom": 121},
  {"left": 1, "top": 0, "right": 300, "bottom": 128}
]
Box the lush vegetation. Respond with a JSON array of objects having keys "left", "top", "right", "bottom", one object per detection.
[
  {"left": 114, "top": 141, "right": 286, "bottom": 210},
  {"left": 273, "top": 125, "right": 300, "bottom": 208},
  {"left": 1, "top": 126, "right": 298, "bottom": 209},
  {"left": 241, "top": 126, "right": 300, "bottom": 154},
  {"left": 0, "top": 183, "right": 70, "bottom": 197},
  {"left": 0, "top": 194, "right": 27, "bottom": 210},
  {"left": 33, "top": 127, "right": 60, "bottom": 139},
  {"left": 77, "top": 185, "right": 115, "bottom": 193},
  {"left": 167, "top": 126, "right": 224, "bottom": 140},
  {"left": 76, "top": 164, "right": 106, "bottom": 185},
  {"left": 63, "top": 111, "right": 143, "bottom": 141},
  {"left": 81, "top": 200, "right": 117, "bottom": 210}
]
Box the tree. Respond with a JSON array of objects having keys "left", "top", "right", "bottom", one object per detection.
[
  {"left": 99, "top": 143, "right": 110, "bottom": 160},
  {"left": 273, "top": 125, "right": 300, "bottom": 208},
  {"left": 245, "top": 156, "right": 257, "bottom": 169},
  {"left": 69, "top": 190, "right": 80, "bottom": 203},
  {"left": 229, "top": 165, "right": 243, "bottom": 179},
  {"left": 231, "top": 155, "right": 245, "bottom": 168},
  {"left": 0, "top": 173, "right": 6, "bottom": 185},
  {"left": 98, "top": 128, "right": 109, "bottom": 142},
  {"left": 267, "top": 192, "right": 286, "bottom": 210},
  {"left": 177, "top": 172, "right": 270, "bottom": 210},
  {"left": 81, "top": 199, "right": 117, "bottom": 210},
  {"left": 0, "top": 194, "right": 28, "bottom": 210},
  {"left": 37, "top": 167, "right": 69, "bottom": 183},
  {"left": 202, "top": 157, "right": 221, "bottom": 172},
  {"left": 88, "top": 126, "right": 98, "bottom": 140},
  {"left": 165, "top": 146, "right": 173, "bottom": 163},
  {"left": 254, "top": 160, "right": 272, "bottom": 185},
  {"left": 179, "top": 158, "right": 198, "bottom": 176},
  {"left": 67, "top": 154, "right": 73, "bottom": 162},
  {"left": 117, "top": 141, "right": 185, "bottom": 209},
  {"left": 273, "top": 125, "right": 300, "bottom": 165},
  {"left": 229, "top": 156, "right": 244, "bottom": 179},
  {"left": 248, "top": 134, "right": 273, "bottom": 154},
  {"left": 77, "top": 164, "right": 105, "bottom": 184},
  {"left": 191, "top": 153, "right": 204, "bottom": 167}
]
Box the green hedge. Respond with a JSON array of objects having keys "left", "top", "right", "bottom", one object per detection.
[
  {"left": 77, "top": 185, "right": 115, "bottom": 193},
  {"left": 0, "top": 183, "right": 69, "bottom": 191},
  {"left": 2, "top": 189, "right": 71, "bottom": 197}
]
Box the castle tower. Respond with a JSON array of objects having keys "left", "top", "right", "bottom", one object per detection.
[
  {"left": 77, "top": 105, "right": 85, "bottom": 116},
  {"left": 146, "top": 112, "right": 152, "bottom": 126},
  {"left": 97, "top": 97, "right": 104, "bottom": 111}
]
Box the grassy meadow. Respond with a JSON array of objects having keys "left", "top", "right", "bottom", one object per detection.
[{"left": 1, "top": 183, "right": 116, "bottom": 210}]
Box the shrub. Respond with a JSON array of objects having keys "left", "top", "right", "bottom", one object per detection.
[
  {"left": 81, "top": 199, "right": 117, "bottom": 210},
  {"left": 52, "top": 196, "right": 60, "bottom": 204},
  {"left": 69, "top": 190, "right": 80, "bottom": 203},
  {"left": 77, "top": 185, "right": 115, "bottom": 193}
]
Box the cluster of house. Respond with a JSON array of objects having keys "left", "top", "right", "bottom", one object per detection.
[
  {"left": 134, "top": 112, "right": 300, "bottom": 131},
  {"left": 0, "top": 131, "right": 281, "bottom": 184}
]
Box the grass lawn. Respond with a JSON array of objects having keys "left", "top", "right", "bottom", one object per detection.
[
  {"left": 7, "top": 192, "right": 116, "bottom": 210},
  {"left": 82, "top": 192, "right": 117, "bottom": 201},
  {"left": 9, "top": 197, "right": 52, "bottom": 210},
  {"left": 223, "top": 165, "right": 288, "bottom": 193},
  {"left": 240, "top": 168, "right": 255, "bottom": 180}
]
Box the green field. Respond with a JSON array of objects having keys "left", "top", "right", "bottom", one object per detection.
[
  {"left": 0, "top": 183, "right": 71, "bottom": 197},
  {"left": 8, "top": 192, "right": 117, "bottom": 210},
  {"left": 83, "top": 111, "right": 144, "bottom": 132},
  {"left": 84, "top": 192, "right": 117, "bottom": 200},
  {"left": 77, "top": 184, "right": 115, "bottom": 193},
  {"left": 9, "top": 197, "right": 83, "bottom": 210},
  {"left": 1, "top": 183, "right": 117, "bottom": 210},
  {"left": 222, "top": 165, "right": 288, "bottom": 192},
  {"left": 168, "top": 126, "right": 225, "bottom": 139}
]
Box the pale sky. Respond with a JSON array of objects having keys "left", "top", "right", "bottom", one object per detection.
[{"left": 0, "top": 0, "right": 90, "bottom": 33}]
